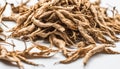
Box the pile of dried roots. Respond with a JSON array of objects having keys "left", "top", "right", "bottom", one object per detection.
[{"left": 1, "top": 0, "right": 120, "bottom": 69}]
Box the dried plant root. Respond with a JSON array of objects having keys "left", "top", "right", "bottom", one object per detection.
[
  {"left": 55, "top": 11, "right": 77, "bottom": 30},
  {"left": 0, "top": 2, "right": 7, "bottom": 22},
  {"left": 59, "top": 44, "right": 96, "bottom": 64},
  {"left": 0, "top": 45, "right": 43, "bottom": 69},
  {"left": 103, "top": 47, "right": 120, "bottom": 54},
  {"left": 17, "top": 55, "right": 40, "bottom": 66},
  {"left": 11, "top": 24, "right": 35, "bottom": 37},
  {"left": 50, "top": 34, "right": 71, "bottom": 57},
  {"left": 1, "top": 0, "right": 120, "bottom": 67},
  {"left": 18, "top": 42, "right": 58, "bottom": 58},
  {"left": 83, "top": 44, "right": 115, "bottom": 65}
]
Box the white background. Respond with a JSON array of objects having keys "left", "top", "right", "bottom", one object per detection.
[{"left": 0, "top": 0, "right": 120, "bottom": 69}]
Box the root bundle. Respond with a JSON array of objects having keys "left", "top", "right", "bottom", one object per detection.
[{"left": 0, "top": 0, "right": 120, "bottom": 69}]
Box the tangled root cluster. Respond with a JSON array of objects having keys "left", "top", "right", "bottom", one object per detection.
[{"left": 1, "top": 0, "right": 120, "bottom": 68}]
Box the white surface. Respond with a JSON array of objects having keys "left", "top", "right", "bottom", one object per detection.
[{"left": 0, "top": 0, "right": 120, "bottom": 69}]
